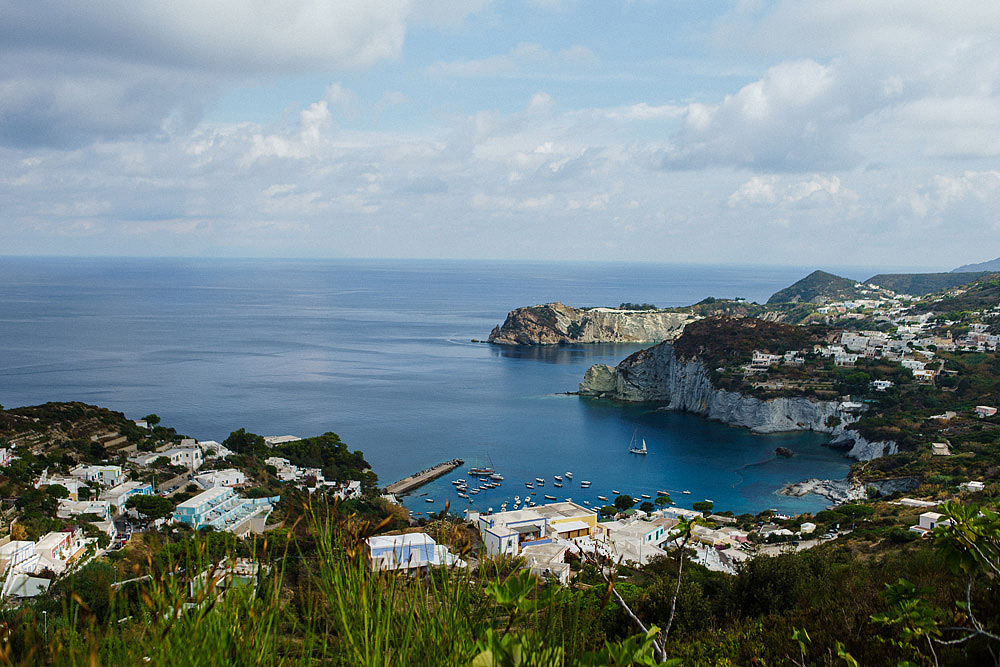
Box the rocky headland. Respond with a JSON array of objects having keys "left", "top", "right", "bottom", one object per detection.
[
  {"left": 488, "top": 302, "right": 697, "bottom": 345},
  {"left": 577, "top": 325, "right": 897, "bottom": 462}
]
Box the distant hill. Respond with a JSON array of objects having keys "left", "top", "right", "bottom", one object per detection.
[
  {"left": 864, "top": 272, "right": 990, "bottom": 295},
  {"left": 953, "top": 257, "right": 1000, "bottom": 273},
  {"left": 766, "top": 270, "right": 862, "bottom": 304},
  {"left": 909, "top": 272, "right": 1000, "bottom": 313}
]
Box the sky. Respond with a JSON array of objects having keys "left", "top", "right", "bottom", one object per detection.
[{"left": 2, "top": 1, "right": 1000, "bottom": 269}]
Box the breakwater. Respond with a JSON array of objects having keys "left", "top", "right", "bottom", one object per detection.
[{"left": 384, "top": 459, "right": 464, "bottom": 495}]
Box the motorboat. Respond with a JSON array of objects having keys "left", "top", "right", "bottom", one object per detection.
[
  {"left": 564, "top": 472, "right": 573, "bottom": 479},
  {"left": 425, "top": 498, "right": 434, "bottom": 503},
  {"left": 554, "top": 475, "right": 563, "bottom": 482},
  {"left": 612, "top": 489, "right": 620, "bottom": 494},
  {"left": 553, "top": 482, "right": 563, "bottom": 487},
  {"left": 597, "top": 495, "right": 609, "bottom": 501},
  {"left": 525, "top": 482, "right": 534, "bottom": 489},
  {"left": 580, "top": 480, "right": 591, "bottom": 488},
  {"left": 682, "top": 490, "right": 691, "bottom": 495},
  {"left": 535, "top": 477, "right": 544, "bottom": 484},
  {"left": 544, "top": 495, "right": 556, "bottom": 500},
  {"left": 641, "top": 494, "right": 651, "bottom": 499}
]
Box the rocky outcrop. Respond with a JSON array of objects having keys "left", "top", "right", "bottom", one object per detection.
[
  {"left": 579, "top": 341, "right": 895, "bottom": 460},
  {"left": 780, "top": 476, "right": 918, "bottom": 505},
  {"left": 489, "top": 302, "right": 696, "bottom": 345}
]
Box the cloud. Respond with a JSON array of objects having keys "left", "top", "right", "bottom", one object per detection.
[{"left": 0, "top": 1, "right": 416, "bottom": 148}]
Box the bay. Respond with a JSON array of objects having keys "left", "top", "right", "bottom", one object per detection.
[{"left": 0, "top": 257, "right": 850, "bottom": 515}]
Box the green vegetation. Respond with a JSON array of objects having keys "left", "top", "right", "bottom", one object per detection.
[
  {"left": 864, "top": 271, "right": 990, "bottom": 295},
  {"left": 766, "top": 270, "right": 863, "bottom": 304}
]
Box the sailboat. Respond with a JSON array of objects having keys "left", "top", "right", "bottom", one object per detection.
[
  {"left": 628, "top": 429, "right": 648, "bottom": 455},
  {"left": 468, "top": 451, "right": 498, "bottom": 477}
]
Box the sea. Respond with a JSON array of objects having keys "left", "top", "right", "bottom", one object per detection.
[{"left": 0, "top": 257, "right": 854, "bottom": 516}]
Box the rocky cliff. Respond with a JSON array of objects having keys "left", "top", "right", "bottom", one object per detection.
[
  {"left": 579, "top": 341, "right": 897, "bottom": 461},
  {"left": 488, "top": 302, "right": 696, "bottom": 345}
]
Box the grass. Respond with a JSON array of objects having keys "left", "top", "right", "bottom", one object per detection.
[{"left": 0, "top": 502, "right": 658, "bottom": 666}]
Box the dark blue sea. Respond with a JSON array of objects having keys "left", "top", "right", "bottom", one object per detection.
[{"left": 0, "top": 257, "right": 852, "bottom": 516}]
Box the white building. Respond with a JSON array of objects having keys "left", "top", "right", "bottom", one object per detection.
[
  {"left": 194, "top": 469, "right": 246, "bottom": 490},
  {"left": 0, "top": 541, "right": 39, "bottom": 577},
  {"left": 264, "top": 435, "right": 301, "bottom": 448},
  {"left": 477, "top": 502, "right": 597, "bottom": 556},
  {"left": 71, "top": 464, "right": 124, "bottom": 488},
  {"left": 960, "top": 481, "right": 986, "bottom": 492},
  {"left": 909, "top": 512, "right": 953, "bottom": 537},
  {"left": 364, "top": 533, "right": 466, "bottom": 573},
  {"left": 57, "top": 499, "right": 112, "bottom": 522},
  {"left": 100, "top": 481, "right": 154, "bottom": 508}
]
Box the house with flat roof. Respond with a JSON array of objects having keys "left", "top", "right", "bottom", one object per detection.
[
  {"left": 365, "top": 533, "right": 466, "bottom": 573},
  {"left": 100, "top": 480, "right": 153, "bottom": 509},
  {"left": 477, "top": 502, "right": 598, "bottom": 556},
  {"left": 172, "top": 486, "right": 279, "bottom": 535},
  {"left": 194, "top": 469, "right": 246, "bottom": 490},
  {"left": 70, "top": 464, "right": 124, "bottom": 488},
  {"left": 57, "top": 499, "right": 111, "bottom": 521},
  {"left": 909, "top": 512, "right": 953, "bottom": 537}
]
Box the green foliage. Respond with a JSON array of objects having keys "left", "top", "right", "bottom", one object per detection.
[
  {"left": 767, "top": 270, "right": 863, "bottom": 305},
  {"left": 691, "top": 501, "right": 713, "bottom": 513},
  {"left": 618, "top": 303, "right": 658, "bottom": 311},
  {"left": 125, "top": 493, "right": 175, "bottom": 521},
  {"left": 272, "top": 431, "right": 377, "bottom": 490},
  {"left": 44, "top": 484, "right": 69, "bottom": 499},
  {"left": 654, "top": 494, "right": 672, "bottom": 507},
  {"left": 222, "top": 427, "right": 267, "bottom": 458},
  {"left": 614, "top": 495, "right": 635, "bottom": 511},
  {"left": 640, "top": 501, "right": 654, "bottom": 513}
]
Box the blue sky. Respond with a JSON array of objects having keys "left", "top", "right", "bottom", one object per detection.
[{"left": 2, "top": 1, "right": 999, "bottom": 268}]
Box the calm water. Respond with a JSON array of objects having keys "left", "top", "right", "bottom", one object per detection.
[{"left": 0, "top": 257, "right": 850, "bottom": 515}]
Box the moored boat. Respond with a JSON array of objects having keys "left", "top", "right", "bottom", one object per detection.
[
  {"left": 564, "top": 472, "right": 573, "bottom": 479},
  {"left": 544, "top": 494, "right": 556, "bottom": 500},
  {"left": 598, "top": 495, "right": 609, "bottom": 501}
]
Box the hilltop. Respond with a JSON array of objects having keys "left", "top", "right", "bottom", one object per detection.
[
  {"left": 765, "top": 270, "right": 865, "bottom": 304},
  {"left": 908, "top": 272, "right": 1000, "bottom": 315},
  {"left": 953, "top": 256, "right": 1000, "bottom": 272}
]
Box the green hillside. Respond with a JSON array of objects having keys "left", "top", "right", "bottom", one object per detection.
[
  {"left": 865, "top": 271, "right": 989, "bottom": 295},
  {"left": 766, "top": 270, "right": 862, "bottom": 304},
  {"left": 909, "top": 272, "right": 1000, "bottom": 314}
]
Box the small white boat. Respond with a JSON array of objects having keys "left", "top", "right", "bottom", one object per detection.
[
  {"left": 491, "top": 473, "right": 504, "bottom": 481},
  {"left": 488, "top": 507, "right": 493, "bottom": 513},
  {"left": 452, "top": 479, "right": 462, "bottom": 485},
  {"left": 525, "top": 482, "right": 534, "bottom": 489},
  {"left": 535, "top": 477, "right": 544, "bottom": 484},
  {"left": 580, "top": 480, "right": 591, "bottom": 488},
  {"left": 514, "top": 496, "right": 521, "bottom": 504},
  {"left": 598, "top": 495, "right": 609, "bottom": 501},
  {"left": 554, "top": 475, "right": 563, "bottom": 482},
  {"left": 705, "top": 499, "right": 714, "bottom": 503},
  {"left": 583, "top": 500, "right": 590, "bottom": 505},
  {"left": 612, "top": 489, "right": 620, "bottom": 495},
  {"left": 458, "top": 492, "right": 469, "bottom": 499},
  {"left": 469, "top": 489, "right": 479, "bottom": 495},
  {"left": 544, "top": 494, "right": 556, "bottom": 500},
  {"left": 553, "top": 482, "right": 563, "bottom": 487},
  {"left": 564, "top": 498, "right": 571, "bottom": 502},
  {"left": 565, "top": 472, "right": 573, "bottom": 479},
  {"left": 682, "top": 490, "right": 691, "bottom": 495},
  {"left": 425, "top": 498, "right": 434, "bottom": 503},
  {"left": 657, "top": 490, "right": 669, "bottom": 496},
  {"left": 641, "top": 494, "right": 651, "bottom": 499}
]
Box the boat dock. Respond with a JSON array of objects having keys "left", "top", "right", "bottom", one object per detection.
[{"left": 384, "top": 458, "right": 464, "bottom": 495}]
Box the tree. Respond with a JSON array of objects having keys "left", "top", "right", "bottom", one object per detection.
[
  {"left": 640, "top": 501, "right": 654, "bottom": 513},
  {"left": 143, "top": 414, "right": 161, "bottom": 427},
  {"left": 44, "top": 484, "right": 69, "bottom": 499},
  {"left": 600, "top": 505, "right": 618, "bottom": 517},
  {"left": 223, "top": 428, "right": 267, "bottom": 458},
  {"left": 692, "top": 500, "right": 714, "bottom": 513},
  {"left": 654, "top": 494, "right": 672, "bottom": 507},
  {"left": 125, "top": 494, "right": 175, "bottom": 522},
  {"left": 615, "top": 495, "right": 635, "bottom": 511}
]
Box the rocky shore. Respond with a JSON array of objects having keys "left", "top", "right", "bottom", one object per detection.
[
  {"left": 578, "top": 339, "right": 898, "bottom": 462},
  {"left": 488, "top": 302, "right": 696, "bottom": 345}
]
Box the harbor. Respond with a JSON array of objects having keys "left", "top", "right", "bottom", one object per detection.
[{"left": 384, "top": 458, "right": 464, "bottom": 495}]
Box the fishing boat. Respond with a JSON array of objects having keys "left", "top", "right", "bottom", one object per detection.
[
  {"left": 628, "top": 428, "right": 648, "bottom": 455},
  {"left": 544, "top": 494, "right": 556, "bottom": 500},
  {"left": 564, "top": 472, "right": 573, "bottom": 479},
  {"left": 580, "top": 480, "right": 591, "bottom": 488},
  {"left": 597, "top": 495, "right": 609, "bottom": 501}
]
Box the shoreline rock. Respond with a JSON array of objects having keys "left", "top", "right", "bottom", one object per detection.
[{"left": 489, "top": 302, "right": 696, "bottom": 345}]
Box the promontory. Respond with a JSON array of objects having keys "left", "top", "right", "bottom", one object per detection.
[{"left": 488, "top": 302, "right": 697, "bottom": 345}]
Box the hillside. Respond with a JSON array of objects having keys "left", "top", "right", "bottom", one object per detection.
[
  {"left": 864, "top": 271, "right": 989, "bottom": 295},
  {"left": 908, "top": 272, "right": 1000, "bottom": 314},
  {"left": 670, "top": 316, "right": 830, "bottom": 368},
  {"left": 953, "top": 256, "right": 1000, "bottom": 272},
  {"left": 766, "top": 270, "right": 863, "bottom": 304}
]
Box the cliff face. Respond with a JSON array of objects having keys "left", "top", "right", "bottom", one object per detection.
[
  {"left": 579, "top": 341, "right": 897, "bottom": 461},
  {"left": 489, "top": 302, "right": 696, "bottom": 345}
]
